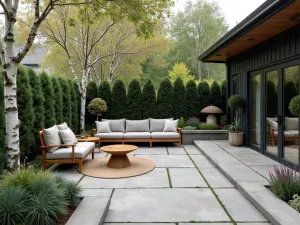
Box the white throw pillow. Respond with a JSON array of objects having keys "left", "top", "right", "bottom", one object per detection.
[
  {"left": 57, "top": 122, "right": 68, "bottom": 130},
  {"left": 43, "top": 125, "right": 62, "bottom": 152},
  {"left": 96, "top": 121, "right": 111, "bottom": 133},
  {"left": 163, "top": 119, "right": 178, "bottom": 132},
  {"left": 285, "top": 117, "right": 298, "bottom": 131},
  {"left": 268, "top": 119, "right": 278, "bottom": 131},
  {"left": 59, "top": 128, "right": 78, "bottom": 146}
]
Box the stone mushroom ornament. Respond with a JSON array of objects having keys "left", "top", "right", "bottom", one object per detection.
[{"left": 201, "top": 106, "right": 223, "bottom": 125}]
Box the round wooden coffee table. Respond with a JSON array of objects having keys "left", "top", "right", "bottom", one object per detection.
[
  {"left": 77, "top": 136, "right": 101, "bottom": 152},
  {"left": 100, "top": 144, "right": 138, "bottom": 169}
]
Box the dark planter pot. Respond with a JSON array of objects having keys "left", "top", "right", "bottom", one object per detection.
[{"left": 181, "top": 130, "right": 227, "bottom": 145}]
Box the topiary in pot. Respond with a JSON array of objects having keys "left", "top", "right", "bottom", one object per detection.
[
  {"left": 88, "top": 98, "right": 107, "bottom": 121},
  {"left": 289, "top": 95, "right": 300, "bottom": 117},
  {"left": 227, "top": 94, "right": 245, "bottom": 146}
]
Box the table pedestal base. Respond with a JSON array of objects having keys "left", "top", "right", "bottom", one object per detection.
[{"left": 107, "top": 154, "right": 131, "bottom": 168}]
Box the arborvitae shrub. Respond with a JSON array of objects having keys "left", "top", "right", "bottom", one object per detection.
[
  {"left": 210, "top": 81, "right": 221, "bottom": 108},
  {"left": 173, "top": 77, "right": 187, "bottom": 119},
  {"left": 198, "top": 81, "right": 210, "bottom": 110},
  {"left": 58, "top": 78, "right": 71, "bottom": 126},
  {"left": 50, "top": 77, "right": 63, "bottom": 124},
  {"left": 126, "top": 79, "right": 143, "bottom": 120},
  {"left": 142, "top": 80, "right": 157, "bottom": 119},
  {"left": 186, "top": 80, "right": 200, "bottom": 118},
  {"left": 111, "top": 80, "right": 127, "bottom": 119},
  {"left": 86, "top": 81, "right": 98, "bottom": 124},
  {"left": 68, "top": 80, "right": 79, "bottom": 133},
  {"left": 157, "top": 78, "right": 173, "bottom": 118},
  {"left": 40, "top": 72, "right": 56, "bottom": 128},
  {"left": 220, "top": 80, "right": 227, "bottom": 113},
  {"left": 28, "top": 68, "right": 45, "bottom": 158},
  {"left": 17, "top": 67, "right": 34, "bottom": 159},
  {"left": 98, "top": 81, "right": 111, "bottom": 119}
]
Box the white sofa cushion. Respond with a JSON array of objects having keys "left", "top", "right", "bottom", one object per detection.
[
  {"left": 95, "top": 132, "right": 124, "bottom": 139},
  {"left": 46, "top": 142, "right": 95, "bottom": 160},
  {"left": 288, "top": 130, "right": 298, "bottom": 135},
  {"left": 102, "top": 119, "right": 125, "bottom": 132},
  {"left": 285, "top": 117, "right": 299, "bottom": 131},
  {"left": 151, "top": 132, "right": 180, "bottom": 139},
  {"left": 57, "top": 122, "right": 68, "bottom": 130},
  {"left": 274, "top": 131, "right": 296, "bottom": 137},
  {"left": 163, "top": 119, "right": 178, "bottom": 132},
  {"left": 126, "top": 119, "right": 149, "bottom": 132},
  {"left": 43, "top": 125, "right": 62, "bottom": 152},
  {"left": 123, "top": 132, "right": 151, "bottom": 139},
  {"left": 267, "top": 119, "right": 278, "bottom": 131},
  {"left": 96, "top": 121, "right": 111, "bottom": 133},
  {"left": 150, "top": 118, "right": 173, "bottom": 132},
  {"left": 59, "top": 128, "right": 78, "bottom": 145}
]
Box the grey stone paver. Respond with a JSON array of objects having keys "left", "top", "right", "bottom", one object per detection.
[
  {"left": 141, "top": 155, "right": 195, "bottom": 168},
  {"left": 237, "top": 224, "right": 272, "bottom": 225},
  {"left": 179, "top": 224, "right": 232, "bottom": 225},
  {"left": 79, "top": 168, "right": 169, "bottom": 188},
  {"left": 215, "top": 189, "right": 268, "bottom": 222},
  {"left": 129, "top": 147, "right": 168, "bottom": 155},
  {"left": 217, "top": 143, "right": 260, "bottom": 154},
  {"left": 190, "top": 155, "right": 215, "bottom": 168},
  {"left": 200, "top": 168, "right": 234, "bottom": 188},
  {"left": 55, "top": 169, "right": 83, "bottom": 183},
  {"left": 105, "top": 188, "right": 230, "bottom": 222},
  {"left": 183, "top": 145, "right": 203, "bottom": 154},
  {"left": 231, "top": 153, "right": 281, "bottom": 166},
  {"left": 249, "top": 165, "right": 279, "bottom": 180},
  {"left": 86, "top": 152, "right": 107, "bottom": 159},
  {"left": 79, "top": 189, "right": 113, "bottom": 197},
  {"left": 105, "top": 224, "right": 176, "bottom": 225},
  {"left": 167, "top": 147, "right": 187, "bottom": 155},
  {"left": 169, "top": 168, "right": 208, "bottom": 187}
]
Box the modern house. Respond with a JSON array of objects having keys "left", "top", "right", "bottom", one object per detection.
[{"left": 199, "top": 0, "right": 300, "bottom": 169}]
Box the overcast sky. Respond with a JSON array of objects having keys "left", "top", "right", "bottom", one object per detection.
[{"left": 173, "top": 0, "right": 266, "bottom": 29}]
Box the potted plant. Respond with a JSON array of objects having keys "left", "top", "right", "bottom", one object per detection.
[
  {"left": 88, "top": 98, "right": 107, "bottom": 121},
  {"left": 226, "top": 94, "right": 245, "bottom": 146}
]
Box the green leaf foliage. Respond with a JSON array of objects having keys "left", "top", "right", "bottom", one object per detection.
[
  {"left": 186, "top": 80, "right": 199, "bottom": 118},
  {"left": 98, "top": 81, "right": 111, "bottom": 119},
  {"left": 182, "top": 126, "right": 197, "bottom": 130},
  {"left": 40, "top": 71, "right": 56, "bottom": 128},
  {"left": 17, "top": 67, "right": 34, "bottom": 159},
  {"left": 173, "top": 77, "right": 187, "bottom": 119},
  {"left": 220, "top": 80, "right": 227, "bottom": 112},
  {"left": 289, "top": 95, "right": 300, "bottom": 117},
  {"left": 178, "top": 117, "right": 185, "bottom": 128},
  {"left": 51, "top": 77, "right": 63, "bottom": 124},
  {"left": 142, "top": 80, "right": 157, "bottom": 119},
  {"left": 228, "top": 94, "right": 245, "bottom": 109},
  {"left": 198, "top": 81, "right": 210, "bottom": 110},
  {"left": 210, "top": 81, "right": 221, "bottom": 108},
  {"left": 157, "top": 78, "right": 174, "bottom": 118},
  {"left": 126, "top": 79, "right": 143, "bottom": 119},
  {"left": 199, "top": 123, "right": 218, "bottom": 130},
  {"left": 58, "top": 78, "right": 72, "bottom": 126},
  {"left": 88, "top": 98, "right": 107, "bottom": 120},
  {"left": 86, "top": 81, "right": 98, "bottom": 124},
  {"left": 68, "top": 80, "right": 79, "bottom": 133},
  {"left": 289, "top": 194, "right": 300, "bottom": 212},
  {"left": 111, "top": 80, "right": 127, "bottom": 119}
]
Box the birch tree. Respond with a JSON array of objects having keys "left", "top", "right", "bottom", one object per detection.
[{"left": 1, "top": 0, "right": 173, "bottom": 169}]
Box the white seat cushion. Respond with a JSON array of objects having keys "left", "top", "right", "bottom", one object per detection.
[
  {"left": 123, "top": 132, "right": 151, "bottom": 139},
  {"left": 151, "top": 132, "right": 180, "bottom": 139},
  {"left": 46, "top": 142, "right": 95, "bottom": 159},
  {"left": 274, "top": 131, "right": 296, "bottom": 138},
  {"left": 95, "top": 132, "right": 124, "bottom": 139},
  {"left": 288, "top": 130, "right": 299, "bottom": 135}
]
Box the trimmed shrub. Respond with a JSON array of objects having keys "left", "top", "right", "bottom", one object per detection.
[
  {"left": 126, "top": 79, "right": 143, "bottom": 119},
  {"left": 88, "top": 98, "right": 107, "bottom": 121},
  {"left": 17, "top": 67, "right": 34, "bottom": 159},
  {"left": 142, "top": 80, "right": 157, "bottom": 119},
  {"left": 58, "top": 78, "right": 72, "bottom": 126},
  {"left": 51, "top": 77, "right": 63, "bottom": 124},
  {"left": 173, "top": 77, "right": 187, "bottom": 119},
  {"left": 68, "top": 80, "right": 79, "bottom": 133},
  {"left": 86, "top": 81, "right": 98, "bottom": 124},
  {"left": 98, "top": 81, "right": 111, "bottom": 119},
  {"left": 198, "top": 81, "right": 210, "bottom": 110},
  {"left": 199, "top": 123, "right": 218, "bottom": 130},
  {"left": 186, "top": 80, "right": 199, "bottom": 118},
  {"left": 40, "top": 71, "right": 56, "bottom": 128},
  {"left": 111, "top": 80, "right": 127, "bottom": 119},
  {"left": 157, "top": 78, "right": 174, "bottom": 118},
  {"left": 182, "top": 126, "right": 196, "bottom": 130},
  {"left": 289, "top": 95, "right": 300, "bottom": 117},
  {"left": 178, "top": 117, "right": 185, "bottom": 128},
  {"left": 220, "top": 80, "right": 227, "bottom": 112},
  {"left": 210, "top": 81, "right": 221, "bottom": 108}
]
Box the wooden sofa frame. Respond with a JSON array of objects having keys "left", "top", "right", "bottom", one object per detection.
[
  {"left": 270, "top": 128, "right": 298, "bottom": 147},
  {"left": 92, "top": 128, "right": 182, "bottom": 147},
  {"left": 39, "top": 130, "right": 95, "bottom": 172}
]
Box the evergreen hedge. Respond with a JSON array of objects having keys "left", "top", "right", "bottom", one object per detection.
[
  {"left": 210, "top": 81, "right": 221, "bottom": 108},
  {"left": 68, "top": 80, "right": 79, "bottom": 133},
  {"left": 173, "top": 77, "right": 186, "bottom": 119},
  {"left": 98, "top": 81, "right": 111, "bottom": 119},
  {"left": 142, "top": 80, "right": 157, "bottom": 119},
  {"left": 111, "top": 80, "right": 127, "bottom": 119},
  {"left": 40, "top": 71, "right": 56, "bottom": 128},
  {"left": 58, "top": 78, "right": 72, "bottom": 126},
  {"left": 126, "top": 79, "right": 143, "bottom": 120},
  {"left": 86, "top": 81, "right": 98, "bottom": 124},
  {"left": 198, "top": 81, "right": 210, "bottom": 110},
  {"left": 157, "top": 78, "right": 173, "bottom": 118},
  {"left": 51, "top": 77, "right": 63, "bottom": 124},
  {"left": 17, "top": 67, "right": 34, "bottom": 159},
  {"left": 186, "top": 80, "right": 199, "bottom": 118}
]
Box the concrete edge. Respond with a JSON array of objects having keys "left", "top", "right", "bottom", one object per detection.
[
  {"left": 181, "top": 130, "right": 227, "bottom": 134},
  {"left": 99, "top": 189, "right": 114, "bottom": 225}
]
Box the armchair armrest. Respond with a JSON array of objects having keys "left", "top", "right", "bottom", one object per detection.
[
  {"left": 92, "top": 129, "right": 97, "bottom": 135},
  {"left": 177, "top": 128, "right": 182, "bottom": 133},
  {"left": 40, "top": 144, "right": 76, "bottom": 149}
]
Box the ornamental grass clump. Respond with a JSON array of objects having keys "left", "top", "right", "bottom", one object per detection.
[
  {"left": 269, "top": 166, "right": 300, "bottom": 202},
  {"left": 185, "top": 117, "right": 200, "bottom": 127}
]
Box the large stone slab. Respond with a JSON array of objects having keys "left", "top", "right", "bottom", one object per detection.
[
  {"left": 129, "top": 147, "right": 168, "bottom": 155},
  {"left": 55, "top": 168, "right": 83, "bottom": 183},
  {"left": 167, "top": 147, "right": 187, "bottom": 155},
  {"left": 169, "top": 168, "right": 208, "bottom": 187},
  {"left": 237, "top": 224, "right": 272, "bottom": 225},
  {"left": 216, "top": 142, "right": 259, "bottom": 154},
  {"left": 200, "top": 168, "right": 234, "bottom": 188},
  {"left": 232, "top": 153, "right": 281, "bottom": 166},
  {"left": 141, "top": 155, "right": 194, "bottom": 168},
  {"left": 249, "top": 165, "right": 280, "bottom": 180},
  {"left": 79, "top": 168, "right": 169, "bottom": 188},
  {"left": 105, "top": 224, "right": 176, "bottom": 225},
  {"left": 183, "top": 145, "right": 203, "bottom": 155},
  {"left": 79, "top": 189, "right": 113, "bottom": 197},
  {"left": 86, "top": 152, "right": 108, "bottom": 159},
  {"left": 105, "top": 188, "right": 230, "bottom": 222},
  {"left": 190, "top": 155, "right": 215, "bottom": 169},
  {"left": 179, "top": 224, "right": 231, "bottom": 225},
  {"left": 215, "top": 189, "right": 268, "bottom": 222}
]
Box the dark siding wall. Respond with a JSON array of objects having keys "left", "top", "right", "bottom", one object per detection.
[{"left": 227, "top": 24, "right": 300, "bottom": 146}]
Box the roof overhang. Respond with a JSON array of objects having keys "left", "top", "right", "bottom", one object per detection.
[{"left": 199, "top": 0, "right": 300, "bottom": 63}]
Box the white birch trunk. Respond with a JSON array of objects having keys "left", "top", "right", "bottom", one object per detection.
[{"left": 79, "top": 68, "right": 89, "bottom": 132}]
